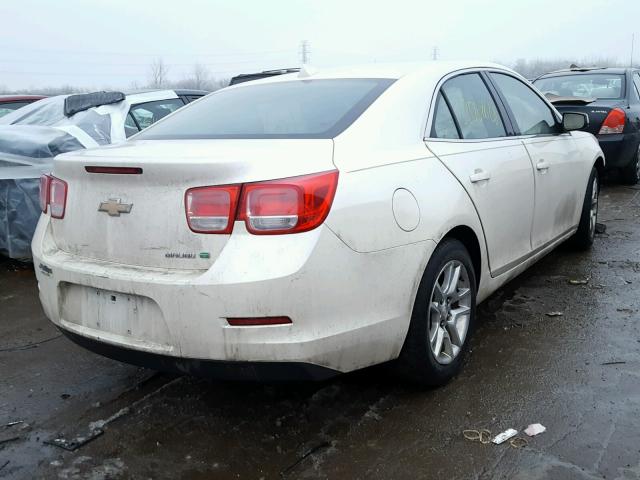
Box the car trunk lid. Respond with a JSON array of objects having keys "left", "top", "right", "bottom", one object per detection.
[
  {"left": 50, "top": 139, "right": 335, "bottom": 269},
  {"left": 548, "top": 97, "right": 628, "bottom": 136}
]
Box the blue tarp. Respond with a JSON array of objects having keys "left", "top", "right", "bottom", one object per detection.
[
  {"left": 0, "top": 126, "right": 84, "bottom": 259},
  {"left": 0, "top": 176, "right": 42, "bottom": 259}
]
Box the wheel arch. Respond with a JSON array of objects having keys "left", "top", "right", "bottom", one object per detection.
[
  {"left": 440, "top": 225, "right": 482, "bottom": 287},
  {"left": 593, "top": 156, "right": 605, "bottom": 177}
]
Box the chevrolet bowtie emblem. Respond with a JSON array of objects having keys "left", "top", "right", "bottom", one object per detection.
[{"left": 98, "top": 198, "right": 133, "bottom": 216}]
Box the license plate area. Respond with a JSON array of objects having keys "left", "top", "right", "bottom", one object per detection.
[{"left": 59, "top": 283, "right": 169, "bottom": 343}]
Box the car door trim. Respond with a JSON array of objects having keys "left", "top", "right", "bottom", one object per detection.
[{"left": 491, "top": 225, "right": 576, "bottom": 277}]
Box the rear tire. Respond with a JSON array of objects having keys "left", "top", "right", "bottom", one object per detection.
[
  {"left": 620, "top": 146, "right": 640, "bottom": 185},
  {"left": 396, "top": 239, "right": 477, "bottom": 387},
  {"left": 570, "top": 167, "right": 599, "bottom": 249}
]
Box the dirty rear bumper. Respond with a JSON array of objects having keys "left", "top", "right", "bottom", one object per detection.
[
  {"left": 597, "top": 133, "right": 639, "bottom": 169},
  {"left": 33, "top": 216, "right": 434, "bottom": 374},
  {"left": 60, "top": 327, "right": 339, "bottom": 381}
]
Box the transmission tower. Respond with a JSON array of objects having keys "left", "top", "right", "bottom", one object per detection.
[{"left": 299, "top": 40, "right": 310, "bottom": 64}]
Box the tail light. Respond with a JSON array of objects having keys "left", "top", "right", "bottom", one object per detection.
[
  {"left": 39, "top": 174, "right": 68, "bottom": 219},
  {"left": 598, "top": 108, "right": 626, "bottom": 135},
  {"left": 39, "top": 174, "right": 50, "bottom": 213},
  {"left": 49, "top": 177, "right": 68, "bottom": 219},
  {"left": 239, "top": 170, "right": 339, "bottom": 234},
  {"left": 185, "top": 185, "right": 240, "bottom": 234},
  {"left": 185, "top": 170, "right": 339, "bottom": 235}
]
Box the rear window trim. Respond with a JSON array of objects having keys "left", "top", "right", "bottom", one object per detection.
[{"left": 137, "top": 78, "right": 396, "bottom": 140}]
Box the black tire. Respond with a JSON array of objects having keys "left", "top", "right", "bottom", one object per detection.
[
  {"left": 396, "top": 238, "right": 477, "bottom": 387},
  {"left": 620, "top": 146, "right": 640, "bottom": 185},
  {"left": 570, "top": 167, "right": 599, "bottom": 250}
]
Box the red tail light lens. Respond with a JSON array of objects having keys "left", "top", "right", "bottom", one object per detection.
[
  {"left": 184, "top": 171, "right": 339, "bottom": 235},
  {"left": 39, "top": 174, "right": 51, "bottom": 213},
  {"left": 238, "top": 170, "right": 339, "bottom": 234},
  {"left": 598, "top": 108, "right": 626, "bottom": 135},
  {"left": 185, "top": 185, "right": 240, "bottom": 234},
  {"left": 49, "top": 176, "right": 68, "bottom": 219},
  {"left": 227, "top": 316, "right": 292, "bottom": 326},
  {"left": 85, "top": 166, "right": 143, "bottom": 174}
]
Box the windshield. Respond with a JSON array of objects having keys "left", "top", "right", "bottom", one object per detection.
[
  {"left": 534, "top": 74, "right": 625, "bottom": 99},
  {"left": 137, "top": 78, "right": 395, "bottom": 140}
]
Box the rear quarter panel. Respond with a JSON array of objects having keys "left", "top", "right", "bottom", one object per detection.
[{"left": 325, "top": 153, "right": 492, "bottom": 300}]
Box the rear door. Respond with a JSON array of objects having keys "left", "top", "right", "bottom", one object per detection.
[
  {"left": 488, "top": 72, "right": 583, "bottom": 249},
  {"left": 425, "top": 72, "right": 535, "bottom": 276}
]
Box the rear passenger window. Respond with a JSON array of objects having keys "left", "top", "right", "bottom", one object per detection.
[
  {"left": 431, "top": 94, "right": 459, "bottom": 139},
  {"left": 129, "top": 98, "right": 185, "bottom": 130},
  {"left": 124, "top": 113, "right": 140, "bottom": 138},
  {"left": 490, "top": 73, "right": 558, "bottom": 135},
  {"left": 634, "top": 74, "right": 640, "bottom": 100},
  {"left": 441, "top": 74, "right": 506, "bottom": 139}
]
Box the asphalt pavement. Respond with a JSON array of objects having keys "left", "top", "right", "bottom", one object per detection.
[{"left": 1, "top": 184, "right": 639, "bottom": 480}]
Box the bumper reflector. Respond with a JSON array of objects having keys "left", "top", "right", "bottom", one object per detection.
[{"left": 227, "top": 316, "right": 292, "bottom": 326}]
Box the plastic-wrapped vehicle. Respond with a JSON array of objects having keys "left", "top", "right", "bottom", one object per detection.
[
  {"left": 0, "top": 95, "right": 47, "bottom": 118},
  {"left": 0, "top": 89, "right": 207, "bottom": 259}
]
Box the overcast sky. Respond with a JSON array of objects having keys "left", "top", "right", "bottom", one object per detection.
[{"left": 0, "top": 0, "right": 638, "bottom": 90}]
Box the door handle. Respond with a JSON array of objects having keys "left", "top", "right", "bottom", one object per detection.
[
  {"left": 536, "top": 160, "right": 550, "bottom": 171},
  {"left": 469, "top": 169, "right": 491, "bottom": 183}
]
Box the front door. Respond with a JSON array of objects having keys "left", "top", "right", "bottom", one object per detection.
[{"left": 488, "top": 72, "right": 582, "bottom": 249}]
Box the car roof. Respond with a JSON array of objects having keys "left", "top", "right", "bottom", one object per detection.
[
  {"left": 225, "top": 61, "right": 512, "bottom": 88},
  {"left": 124, "top": 88, "right": 208, "bottom": 96},
  {"left": 173, "top": 89, "right": 209, "bottom": 96},
  {"left": 537, "top": 67, "right": 631, "bottom": 79},
  {"left": 229, "top": 68, "right": 301, "bottom": 85},
  {"left": 0, "top": 95, "right": 47, "bottom": 102}
]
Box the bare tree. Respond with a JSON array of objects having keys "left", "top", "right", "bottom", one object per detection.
[
  {"left": 148, "top": 58, "right": 169, "bottom": 88},
  {"left": 191, "top": 63, "right": 210, "bottom": 90}
]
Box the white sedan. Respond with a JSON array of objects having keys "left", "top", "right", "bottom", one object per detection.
[{"left": 32, "top": 62, "right": 603, "bottom": 385}]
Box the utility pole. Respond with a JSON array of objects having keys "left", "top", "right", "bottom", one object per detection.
[
  {"left": 432, "top": 46, "right": 439, "bottom": 61},
  {"left": 299, "top": 40, "right": 310, "bottom": 64},
  {"left": 631, "top": 33, "right": 635, "bottom": 67}
]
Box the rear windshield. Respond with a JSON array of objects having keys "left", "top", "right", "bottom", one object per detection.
[
  {"left": 137, "top": 78, "right": 395, "bottom": 140},
  {"left": 534, "top": 74, "right": 625, "bottom": 99}
]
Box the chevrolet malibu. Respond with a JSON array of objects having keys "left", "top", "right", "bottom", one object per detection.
[{"left": 33, "top": 62, "right": 604, "bottom": 385}]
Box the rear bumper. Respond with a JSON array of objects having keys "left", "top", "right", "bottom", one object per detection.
[
  {"left": 32, "top": 218, "right": 434, "bottom": 376},
  {"left": 596, "top": 133, "right": 639, "bottom": 168},
  {"left": 60, "top": 327, "right": 339, "bottom": 381}
]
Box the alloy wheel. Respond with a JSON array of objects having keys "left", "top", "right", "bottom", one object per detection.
[{"left": 428, "top": 260, "right": 472, "bottom": 365}]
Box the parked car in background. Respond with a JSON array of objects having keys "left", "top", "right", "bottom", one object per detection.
[
  {"left": 0, "top": 89, "right": 207, "bottom": 259},
  {"left": 33, "top": 62, "right": 603, "bottom": 385},
  {"left": 0, "top": 95, "right": 46, "bottom": 118},
  {"left": 534, "top": 67, "right": 640, "bottom": 184},
  {"left": 229, "top": 68, "right": 300, "bottom": 85}
]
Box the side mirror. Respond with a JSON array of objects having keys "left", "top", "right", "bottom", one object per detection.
[{"left": 562, "top": 112, "right": 588, "bottom": 131}]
